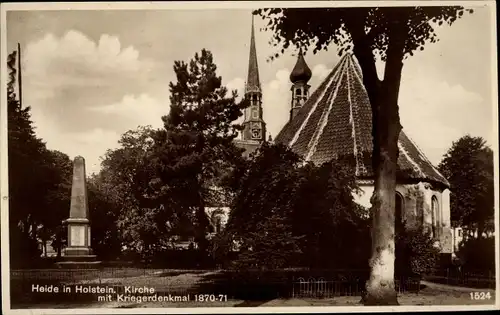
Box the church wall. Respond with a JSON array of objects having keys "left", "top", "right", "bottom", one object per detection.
[
  {"left": 353, "top": 184, "right": 374, "bottom": 209},
  {"left": 440, "top": 188, "right": 452, "bottom": 254},
  {"left": 352, "top": 181, "right": 452, "bottom": 254}
]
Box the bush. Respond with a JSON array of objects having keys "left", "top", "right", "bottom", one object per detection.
[
  {"left": 10, "top": 228, "right": 42, "bottom": 269},
  {"left": 395, "top": 226, "right": 440, "bottom": 277},
  {"left": 227, "top": 144, "right": 368, "bottom": 271},
  {"left": 456, "top": 236, "right": 495, "bottom": 272},
  {"left": 226, "top": 143, "right": 441, "bottom": 277}
]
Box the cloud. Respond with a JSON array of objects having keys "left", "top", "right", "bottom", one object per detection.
[
  {"left": 262, "top": 65, "right": 333, "bottom": 139},
  {"left": 49, "top": 93, "right": 168, "bottom": 174},
  {"left": 356, "top": 56, "right": 490, "bottom": 167},
  {"left": 32, "top": 109, "right": 121, "bottom": 175},
  {"left": 399, "top": 67, "right": 489, "bottom": 165},
  {"left": 262, "top": 69, "right": 292, "bottom": 139},
  {"left": 24, "top": 31, "right": 147, "bottom": 86},
  {"left": 22, "top": 30, "right": 157, "bottom": 130},
  {"left": 67, "top": 128, "right": 121, "bottom": 174},
  {"left": 87, "top": 94, "right": 168, "bottom": 129},
  {"left": 20, "top": 30, "right": 162, "bottom": 174},
  {"left": 312, "top": 64, "right": 331, "bottom": 81},
  {"left": 226, "top": 77, "right": 245, "bottom": 101}
]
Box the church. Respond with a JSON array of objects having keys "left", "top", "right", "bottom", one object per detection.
[{"left": 216, "top": 17, "right": 452, "bottom": 258}]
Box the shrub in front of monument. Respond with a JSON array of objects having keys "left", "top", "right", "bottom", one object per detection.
[
  {"left": 87, "top": 179, "right": 122, "bottom": 261},
  {"left": 10, "top": 228, "right": 43, "bottom": 268}
]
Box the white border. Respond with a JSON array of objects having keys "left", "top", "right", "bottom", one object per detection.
[{"left": 1, "top": 1, "right": 498, "bottom": 314}]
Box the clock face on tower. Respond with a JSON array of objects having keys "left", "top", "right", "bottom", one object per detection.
[{"left": 250, "top": 122, "right": 261, "bottom": 139}]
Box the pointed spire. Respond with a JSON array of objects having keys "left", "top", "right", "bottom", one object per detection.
[
  {"left": 290, "top": 47, "right": 312, "bottom": 84},
  {"left": 246, "top": 14, "right": 261, "bottom": 93}
]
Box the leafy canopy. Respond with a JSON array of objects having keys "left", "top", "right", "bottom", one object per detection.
[
  {"left": 227, "top": 143, "right": 369, "bottom": 270},
  {"left": 438, "top": 135, "right": 494, "bottom": 230},
  {"left": 256, "top": 7, "right": 473, "bottom": 62}
]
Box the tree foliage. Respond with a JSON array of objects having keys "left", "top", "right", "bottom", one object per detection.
[
  {"left": 90, "top": 126, "right": 167, "bottom": 261},
  {"left": 227, "top": 143, "right": 369, "bottom": 270},
  {"left": 395, "top": 227, "right": 440, "bottom": 277},
  {"left": 7, "top": 50, "right": 72, "bottom": 266},
  {"left": 41, "top": 150, "right": 73, "bottom": 257},
  {"left": 456, "top": 237, "right": 495, "bottom": 272},
  {"left": 87, "top": 175, "right": 122, "bottom": 260},
  {"left": 88, "top": 49, "right": 248, "bottom": 261},
  {"left": 150, "top": 49, "right": 247, "bottom": 253},
  {"left": 256, "top": 7, "right": 472, "bottom": 61},
  {"left": 438, "top": 135, "right": 494, "bottom": 233}
]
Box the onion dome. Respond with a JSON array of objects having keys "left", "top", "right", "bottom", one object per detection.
[{"left": 290, "top": 49, "right": 312, "bottom": 84}]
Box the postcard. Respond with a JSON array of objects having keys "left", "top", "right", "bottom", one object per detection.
[{"left": 1, "top": 1, "right": 498, "bottom": 314}]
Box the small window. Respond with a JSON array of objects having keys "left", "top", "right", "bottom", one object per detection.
[
  {"left": 296, "top": 88, "right": 302, "bottom": 96},
  {"left": 431, "top": 196, "right": 439, "bottom": 238},
  {"left": 395, "top": 193, "right": 404, "bottom": 234},
  {"left": 252, "top": 110, "right": 259, "bottom": 119}
]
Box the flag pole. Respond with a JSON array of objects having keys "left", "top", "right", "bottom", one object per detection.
[{"left": 17, "top": 43, "right": 22, "bottom": 106}]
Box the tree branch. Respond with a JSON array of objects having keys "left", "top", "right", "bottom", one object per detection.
[{"left": 344, "top": 19, "right": 381, "bottom": 104}]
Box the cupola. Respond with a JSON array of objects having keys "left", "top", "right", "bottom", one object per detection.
[{"left": 289, "top": 49, "right": 312, "bottom": 84}]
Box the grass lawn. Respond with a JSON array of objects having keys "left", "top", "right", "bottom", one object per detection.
[
  {"left": 104, "top": 281, "right": 496, "bottom": 308},
  {"left": 10, "top": 268, "right": 496, "bottom": 309}
]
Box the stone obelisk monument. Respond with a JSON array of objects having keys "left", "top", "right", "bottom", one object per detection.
[{"left": 58, "top": 156, "right": 99, "bottom": 268}]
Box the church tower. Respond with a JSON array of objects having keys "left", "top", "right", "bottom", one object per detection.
[
  {"left": 242, "top": 15, "right": 266, "bottom": 142},
  {"left": 289, "top": 49, "right": 312, "bottom": 120}
]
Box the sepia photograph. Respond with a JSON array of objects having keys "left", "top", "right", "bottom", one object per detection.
[{"left": 1, "top": 1, "right": 498, "bottom": 313}]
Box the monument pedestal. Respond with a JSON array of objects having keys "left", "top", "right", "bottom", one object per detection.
[
  {"left": 55, "top": 156, "right": 101, "bottom": 269},
  {"left": 64, "top": 218, "right": 93, "bottom": 256},
  {"left": 57, "top": 218, "right": 101, "bottom": 269}
]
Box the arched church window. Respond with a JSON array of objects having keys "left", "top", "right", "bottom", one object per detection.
[
  {"left": 296, "top": 88, "right": 302, "bottom": 96},
  {"left": 395, "top": 193, "right": 404, "bottom": 234},
  {"left": 431, "top": 196, "right": 440, "bottom": 238}
]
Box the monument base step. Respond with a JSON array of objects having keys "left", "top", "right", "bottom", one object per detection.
[
  {"left": 64, "top": 247, "right": 93, "bottom": 257},
  {"left": 60, "top": 254, "right": 98, "bottom": 262},
  {"left": 55, "top": 260, "right": 102, "bottom": 269}
]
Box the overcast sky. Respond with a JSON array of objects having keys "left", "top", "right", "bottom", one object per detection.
[{"left": 5, "top": 4, "right": 495, "bottom": 174}]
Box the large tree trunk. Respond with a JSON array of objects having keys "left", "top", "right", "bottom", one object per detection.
[
  {"left": 361, "top": 16, "right": 406, "bottom": 306},
  {"left": 364, "top": 109, "right": 401, "bottom": 305}
]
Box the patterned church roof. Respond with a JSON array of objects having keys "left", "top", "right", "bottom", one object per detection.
[{"left": 275, "top": 53, "right": 450, "bottom": 187}]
